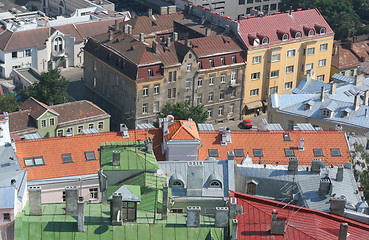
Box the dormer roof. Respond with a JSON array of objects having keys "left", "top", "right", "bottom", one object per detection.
[{"left": 165, "top": 120, "right": 200, "bottom": 141}]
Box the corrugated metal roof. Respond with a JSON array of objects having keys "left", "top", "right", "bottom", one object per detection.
[
  {"left": 0, "top": 187, "right": 14, "bottom": 209},
  {"left": 332, "top": 73, "right": 355, "bottom": 83},
  {"left": 198, "top": 123, "right": 215, "bottom": 131},
  {"left": 23, "top": 133, "right": 42, "bottom": 140}
]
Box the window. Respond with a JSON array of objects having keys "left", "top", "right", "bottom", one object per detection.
[
  {"left": 283, "top": 132, "right": 291, "bottom": 141},
  {"left": 24, "top": 156, "right": 45, "bottom": 167},
  {"left": 220, "top": 90, "right": 225, "bottom": 100},
  {"left": 168, "top": 71, "right": 173, "bottom": 82},
  {"left": 209, "top": 75, "right": 215, "bottom": 85},
  {"left": 270, "top": 86, "right": 278, "bottom": 94},
  {"left": 305, "top": 63, "right": 313, "bottom": 72},
  {"left": 322, "top": 109, "right": 331, "bottom": 117},
  {"left": 218, "top": 106, "right": 223, "bottom": 116},
  {"left": 148, "top": 68, "right": 153, "bottom": 76},
  {"left": 173, "top": 71, "right": 177, "bottom": 82},
  {"left": 88, "top": 123, "right": 94, "bottom": 129},
  {"left": 221, "top": 73, "right": 226, "bottom": 83},
  {"left": 65, "top": 127, "right": 73, "bottom": 135},
  {"left": 231, "top": 70, "right": 237, "bottom": 84},
  {"left": 185, "top": 96, "right": 191, "bottom": 103},
  {"left": 153, "top": 101, "right": 159, "bottom": 112},
  {"left": 284, "top": 148, "right": 295, "bottom": 157},
  {"left": 320, "top": 43, "right": 328, "bottom": 51},
  {"left": 253, "top": 56, "right": 261, "bottom": 64},
  {"left": 85, "top": 151, "right": 96, "bottom": 161},
  {"left": 187, "top": 63, "right": 192, "bottom": 71},
  {"left": 198, "top": 77, "right": 203, "bottom": 87},
  {"left": 250, "top": 89, "right": 259, "bottom": 96},
  {"left": 3, "top": 213, "right": 10, "bottom": 221},
  {"left": 172, "top": 88, "right": 176, "bottom": 98},
  {"left": 308, "top": 29, "right": 315, "bottom": 36},
  {"left": 317, "top": 75, "right": 325, "bottom": 81},
  {"left": 143, "top": 86, "right": 149, "bottom": 96},
  {"left": 272, "top": 54, "right": 280, "bottom": 62},
  {"left": 208, "top": 92, "right": 214, "bottom": 102},
  {"left": 247, "top": 0, "right": 253, "bottom": 3},
  {"left": 284, "top": 82, "right": 293, "bottom": 89},
  {"left": 62, "top": 191, "right": 66, "bottom": 202},
  {"left": 246, "top": 7, "right": 252, "bottom": 14},
  {"left": 62, "top": 153, "right": 73, "bottom": 163},
  {"left": 25, "top": 49, "right": 31, "bottom": 57},
  {"left": 286, "top": 65, "right": 294, "bottom": 73},
  {"left": 172, "top": 180, "right": 184, "bottom": 187},
  {"left": 197, "top": 94, "right": 202, "bottom": 104},
  {"left": 331, "top": 148, "right": 341, "bottom": 157},
  {"left": 209, "top": 59, "right": 214, "bottom": 67},
  {"left": 232, "top": 55, "right": 236, "bottom": 63},
  {"left": 89, "top": 188, "right": 98, "bottom": 200},
  {"left": 168, "top": 89, "right": 171, "bottom": 99},
  {"left": 221, "top": 57, "right": 225, "bottom": 65},
  {"left": 318, "top": 59, "right": 326, "bottom": 67},
  {"left": 247, "top": 183, "right": 256, "bottom": 195},
  {"left": 77, "top": 125, "right": 83, "bottom": 134},
  {"left": 271, "top": 70, "right": 279, "bottom": 78},
  {"left": 313, "top": 149, "right": 324, "bottom": 157},
  {"left": 270, "top": 3, "right": 277, "bottom": 10},
  {"left": 142, "top": 103, "right": 148, "bottom": 113},
  {"left": 209, "top": 180, "right": 222, "bottom": 188},
  {"left": 230, "top": 104, "right": 235, "bottom": 113},
  {"left": 262, "top": 37, "right": 269, "bottom": 44},
  {"left": 287, "top": 49, "right": 295, "bottom": 57},
  {"left": 54, "top": 37, "right": 63, "bottom": 52},
  {"left": 239, "top": 0, "right": 245, "bottom": 4},
  {"left": 41, "top": 119, "right": 46, "bottom": 128},
  {"left": 307, "top": 47, "right": 315, "bottom": 56},
  {"left": 234, "top": 149, "right": 245, "bottom": 157},
  {"left": 154, "top": 84, "right": 160, "bottom": 94},
  {"left": 351, "top": 69, "right": 355, "bottom": 77},
  {"left": 295, "top": 32, "right": 302, "bottom": 38},
  {"left": 287, "top": 120, "right": 294, "bottom": 130},
  {"left": 198, "top": 61, "right": 202, "bottom": 69},
  {"left": 231, "top": 88, "right": 236, "bottom": 97},
  {"left": 12, "top": 51, "right": 17, "bottom": 58},
  {"left": 209, "top": 149, "right": 219, "bottom": 157},
  {"left": 57, "top": 129, "right": 63, "bottom": 137},
  {"left": 251, "top": 72, "right": 260, "bottom": 80},
  {"left": 282, "top": 34, "right": 289, "bottom": 41},
  {"left": 253, "top": 149, "right": 263, "bottom": 157},
  {"left": 263, "top": 5, "right": 269, "bottom": 12},
  {"left": 208, "top": 109, "right": 212, "bottom": 118},
  {"left": 186, "top": 79, "right": 191, "bottom": 89},
  {"left": 98, "top": 121, "right": 104, "bottom": 130},
  {"left": 49, "top": 118, "right": 55, "bottom": 126}
]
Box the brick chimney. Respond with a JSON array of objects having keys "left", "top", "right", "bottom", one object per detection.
[
  {"left": 355, "top": 73, "right": 364, "bottom": 86},
  {"left": 114, "top": 20, "right": 119, "bottom": 31},
  {"left": 271, "top": 210, "right": 285, "bottom": 235}
]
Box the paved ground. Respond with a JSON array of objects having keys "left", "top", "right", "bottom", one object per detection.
[
  {"left": 60, "top": 67, "right": 85, "bottom": 101},
  {"left": 213, "top": 112, "right": 268, "bottom": 130}
]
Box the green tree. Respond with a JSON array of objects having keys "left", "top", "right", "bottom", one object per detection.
[
  {"left": 19, "top": 68, "right": 69, "bottom": 105},
  {"left": 157, "top": 102, "right": 208, "bottom": 124},
  {"left": 0, "top": 93, "right": 19, "bottom": 113}
]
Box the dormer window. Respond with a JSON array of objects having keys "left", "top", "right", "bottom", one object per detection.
[
  {"left": 246, "top": 180, "right": 258, "bottom": 194},
  {"left": 262, "top": 37, "right": 269, "bottom": 44},
  {"left": 320, "top": 28, "right": 326, "bottom": 34},
  {"left": 295, "top": 32, "right": 302, "bottom": 38},
  {"left": 322, "top": 109, "right": 331, "bottom": 117},
  {"left": 253, "top": 38, "right": 260, "bottom": 46},
  {"left": 282, "top": 34, "right": 289, "bottom": 41},
  {"left": 304, "top": 103, "right": 311, "bottom": 110},
  {"left": 341, "top": 108, "right": 351, "bottom": 117},
  {"left": 172, "top": 179, "right": 184, "bottom": 187},
  {"left": 308, "top": 29, "right": 315, "bottom": 36},
  {"left": 209, "top": 180, "right": 222, "bottom": 188}
]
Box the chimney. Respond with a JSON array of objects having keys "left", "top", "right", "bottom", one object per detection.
[
  {"left": 124, "top": 24, "right": 129, "bottom": 34},
  {"left": 108, "top": 30, "right": 113, "bottom": 41},
  {"left": 364, "top": 90, "right": 369, "bottom": 106},
  {"left": 139, "top": 32, "right": 145, "bottom": 42},
  {"left": 131, "top": 11, "right": 135, "bottom": 18},
  {"left": 146, "top": 137, "right": 153, "bottom": 154},
  {"left": 152, "top": 41, "right": 158, "bottom": 54},
  {"left": 111, "top": 193, "right": 122, "bottom": 225},
  {"left": 366, "top": 109, "right": 368, "bottom": 118},
  {"left": 186, "top": 206, "right": 201, "bottom": 227},
  {"left": 215, "top": 207, "right": 229, "bottom": 228},
  {"left": 225, "top": 25, "right": 230, "bottom": 34},
  {"left": 186, "top": 162, "right": 204, "bottom": 197},
  {"left": 205, "top": 27, "right": 209, "bottom": 37},
  {"left": 120, "top": 123, "right": 129, "bottom": 138},
  {"left": 162, "top": 183, "right": 168, "bottom": 220},
  {"left": 339, "top": 223, "right": 348, "bottom": 240},
  {"left": 336, "top": 165, "right": 344, "bottom": 182},
  {"left": 231, "top": 219, "right": 238, "bottom": 240},
  {"left": 270, "top": 209, "right": 286, "bottom": 235},
  {"left": 167, "top": 37, "right": 171, "bottom": 47},
  {"left": 229, "top": 197, "right": 243, "bottom": 219},
  {"left": 288, "top": 158, "right": 298, "bottom": 173},
  {"left": 330, "top": 82, "right": 336, "bottom": 95},
  {"left": 112, "top": 151, "right": 121, "bottom": 166},
  {"left": 356, "top": 73, "right": 364, "bottom": 86},
  {"left": 333, "top": 44, "right": 338, "bottom": 55},
  {"left": 220, "top": 127, "right": 232, "bottom": 146},
  {"left": 65, "top": 186, "right": 78, "bottom": 215},
  {"left": 127, "top": 25, "right": 132, "bottom": 35},
  {"left": 114, "top": 20, "right": 119, "bottom": 31},
  {"left": 186, "top": 39, "right": 191, "bottom": 48},
  {"left": 330, "top": 195, "right": 347, "bottom": 216},
  {"left": 77, "top": 197, "right": 85, "bottom": 232},
  {"left": 354, "top": 93, "right": 360, "bottom": 111},
  {"left": 320, "top": 86, "right": 325, "bottom": 102},
  {"left": 318, "top": 178, "right": 331, "bottom": 196},
  {"left": 200, "top": 16, "right": 206, "bottom": 24},
  {"left": 173, "top": 32, "right": 178, "bottom": 42},
  {"left": 311, "top": 158, "right": 321, "bottom": 174},
  {"left": 299, "top": 138, "right": 304, "bottom": 151},
  {"left": 227, "top": 151, "right": 235, "bottom": 160},
  {"left": 148, "top": 8, "right": 153, "bottom": 18},
  {"left": 28, "top": 186, "right": 42, "bottom": 216}
]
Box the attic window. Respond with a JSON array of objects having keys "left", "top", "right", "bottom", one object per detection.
[
  {"left": 85, "top": 151, "right": 96, "bottom": 161},
  {"left": 331, "top": 148, "right": 341, "bottom": 157},
  {"left": 295, "top": 32, "right": 302, "bottom": 38},
  {"left": 313, "top": 148, "right": 324, "bottom": 157},
  {"left": 172, "top": 179, "right": 184, "bottom": 188},
  {"left": 24, "top": 156, "right": 45, "bottom": 167},
  {"left": 253, "top": 149, "right": 263, "bottom": 157},
  {"left": 62, "top": 153, "right": 73, "bottom": 163},
  {"left": 322, "top": 109, "right": 331, "bottom": 117},
  {"left": 209, "top": 180, "right": 222, "bottom": 188},
  {"left": 284, "top": 148, "right": 295, "bottom": 157},
  {"left": 282, "top": 34, "right": 289, "bottom": 41},
  {"left": 320, "top": 28, "right": 326, "bottom": 34},
  {"left": 247, "top": 182, "right": 257, "bottom": 194},
  {"left": 308, "top": 29, "right": 315, "bottom": 36},
  {"left": 262, "top": 37, "right": 269, "bottom": 44},
  {"left": 283, "top": 132, "right": 291, "bottom": 141},
  {"left": 209, "top": 149, "right": 219, "bottom": 157},
  {"left": 305, "top": 103, "right": 311, "bottom": 110},
  {"left": 234, "top": 149, "right": 245, "bottom": 157}
]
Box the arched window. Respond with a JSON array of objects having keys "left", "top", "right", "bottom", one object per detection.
[
  {"left": 295, "top": 32, "right": 302, "bottom": 38},
  {"left": 53, "top": 37, "right": 63, "bottom": 52},
  {"left": 209, "top": 180, "right": 222, "bottom": 188},
  {"left": 282, "top": 34, "right": 289, "bottom": 41},
  {"left": 308, "top": 29, "right": 315, "bottom": 36},
  {"left": 172, "top": 179, "right": 184, "bottom": 188},
  {"left": 253, "top": 38, "right": 260, "bottom": 46},
  {"left": 320, "top": 28, "right": 326, "bottom": 34},
  {"left": 247, "top": 182, "right": 257, "bottom": 194},
  {"left": 262, "top": 37, "right": 269, "bottom": 44}
]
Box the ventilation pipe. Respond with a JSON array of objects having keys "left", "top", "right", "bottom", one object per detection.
[{"left": 339, "top": 223, "right": 348, "bottom": 240}]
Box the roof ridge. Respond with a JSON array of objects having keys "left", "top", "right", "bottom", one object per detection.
[{"left": 180, "top": 121, "right": 198, "bottom": 140}]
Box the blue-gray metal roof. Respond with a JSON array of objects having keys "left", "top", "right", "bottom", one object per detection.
[
  {"left": 136, "top": 123, "right": 155, "bottom": 130},
  {"left": 197, "top": 123, "right": 215, "bottom": 131},
  {"left": 292, "top": 78, "right": 331, "bottom": 94},
  {"left": 0, "top": 187, "right": 15, "bottom": 209},
  {"left": 23, "top": 133, "right": 42, "bottom": 140},
  {"left": 332, "top": 73, "right": 355, "bottom": 83}
]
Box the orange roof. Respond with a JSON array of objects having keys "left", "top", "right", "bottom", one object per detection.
[
  {"left": 198, "top": 131, "right": 351, "bottom": 166},
  {"left": 165, "top": 120, "right": 200, "bottom": 141},
  {"left": 15, "top": 129, "right": 163, "bottom": 181}
]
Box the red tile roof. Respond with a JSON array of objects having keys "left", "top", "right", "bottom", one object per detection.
[
  {"left": 238, "top": 9, "right": 334, "bottom": 50},
  {"left": 74, "top": 18, "right": 125, "bottom": 39},
  {"left": 15, "top": 129, "right": 163, "bottom": 180},
  {"left": 331, "top": 41, "right": 369, "bottom": 70},
  {"left": 198, "top": 131, "right": 351, "bottom": 165},
  {"left": 230, "top": 191, "right": 369, "bottom": 239},
  {"left": 20, "top": 97, "right": 59, "bottom": 120},
  {"left": 52, "top": 24, "right": 84, "bottom": 42},
  {"left": 165, "top": 120, "right": 200, "bottom": 141}
]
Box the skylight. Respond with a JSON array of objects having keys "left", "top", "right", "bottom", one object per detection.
[
  {"left": 313, "top": 148, "right": 324, "bottom": 157},
  {"left": 234, "top": 149, "right": 245, "bottom": 158},
  {"left": 85, "top": 151, "right": 96, "bottom": 161},
  {"left": 208, "top": 149, "right": 219, "bottom": 157},
  {"left": 283, "top": 133, "right": 291, "bottom": 141},
  {"left": 331, "top": 148, "right": 341, "bottom": 157},
  {"left": 284, "top": 149, "right": 295, "bottom": 157},
  {"left": 24, "top": 156, "right": 45, "bottom": 167},
  {"left": 62, "top": 153, "right": 73, "bottom": 163},
  {"left": 253, "top": 149, "right": 263, "bottom": 157}
]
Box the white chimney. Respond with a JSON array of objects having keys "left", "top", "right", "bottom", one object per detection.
[
  {"left": 320, "top": 86, "right": 325, "bottom": 102},
  {"left": 354, "top": 93, "right": 360, "bottom": 111},
  {"left": 330, "top": 82, "right": 336, "bottom": 95},
  {"left": 299, "top": 138, "right": 304, "bottom": 151},
  {"left": 163, "top": 118, "right": 170, "bottom": 136},
  {"left": 120, "top": 123, "right": 129, "bottom": 138},
  {"left": 364, "top": 90, "right": 369, "bottom": 106}
]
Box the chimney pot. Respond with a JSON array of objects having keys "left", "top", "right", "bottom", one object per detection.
[
  {"left": 111, "top": 193, "right": 122, "bottom": 225},
  {"left": 364, "top": 90, "right": 369, "bottom": 106},
  {"left": 232, "top": 219, "right": 238, "bottom": 240},
  {"left": 167, "top": 37, "right": 171, "bottom": 47},
  {"left": 271, "top": 209, "right": 285, "bottom": 235},
  {"left": 173, "top": 32, "right": 178, "bottom": 42},
  {"left": 186, "top": 39, "right": 191, "bottom": 48},
  {"left": 77, "top": 199, "right": 85, "bottom": 232},
  {"left": 148, "top": 8, "right": 153, "bottom": 17},
  {"left": 139, "top": 32, "right": 145, "bottom": 42},
  {"left": 114, "top": 20, "right": 119, "bottom": 31},
  {"left": 355, "top": 73, "right": 364, "bottom": 86},
  {"left": 108, "top": 30, "right": 113, "bottom": 41}
]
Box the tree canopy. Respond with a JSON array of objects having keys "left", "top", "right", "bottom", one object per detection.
[
  {"left": 19, "top": 68, "right": 69, "bottom": 105},
  {"left": 157, "top": 102, "right": 208, "bottom": 124},
  {"left": 0, "top": 93, "right": 19, "bottom": 113}
]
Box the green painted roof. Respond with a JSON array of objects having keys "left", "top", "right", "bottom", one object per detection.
[
  {"left": 123, "top": 173, "right": 167, "bottom": 189},
  {"left": 15, "top": 203, "right": 224, "bottom": 240},
  {"left": 99, "top": 142, "right": 158, "bottom": 171}
]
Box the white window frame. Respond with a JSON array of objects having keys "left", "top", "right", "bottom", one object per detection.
[
  {"left": 305, "top": 63, "right": 313, "bottom": 71},
  {"left": 209, "top": 75, "right": 214, "bottom": 85},
  {"left": 320, "top": 43, "right": 328, "bottom": 51},
  {"left": 272, "top": 54, "right": 280, "bottom": 62},
  {"left": 208, "top": 92, "right": 214, "bottom": 102},
  {"left": 142, "top": 103, "right": 148, "bottom": 114},
  {"left": 57, "top": 129, "right": 64, "bottom": 137},
  {"left": 317, "top": 75, "right": 325, "bottom": 81},
  {"left": 270, "top": 70, "right": 279, "bottom": 78},
  {"left": 221, "top": 73, "right": 226, "bottom": 83},
  {"left": 88, "top": 123, "right": 94, "bottom": 129},
  {"left": 77, "top": 125, "right": 83, "bottom": 134},
  {"left": 284, "top": 82, "right": 293, "bottom": 90},
  {"left": 252, "top": 56, "right": 261, "bottom": 64},
  {"left": 143, "top": 86, "right": 149, "bottom": 97},
  {"left": 186, "top": 79, "right": 191, "bottom": 89},
  {"left": 251, "top": 72, "right": 260, "bottom": 80},
  {"left": 318, "top": 59, "right": 326, "bottom": 67},
  {"left": 287, "top": 49, "right": 295, "bottom": 57},
  {"left": 153, "top": 101, "right": 159, "bottom": 112},
  {"left": 218, "top": 107, "right": 223, "bottom": 116},
  {"left": 148, "top": 68, "right": 153, "bottom": 76},
  {"left": 221, "top": 57, "right": 225, "bottom": 65},
  {"left": 98, "top": 121, "right": 104, "bottom": 130},
  {"left": 231, "top": 70, "right": 237, "bottom": 84},
  {"left": 89, "top": 188, "right": 98, "bottom": 200},
  {"left": 250, "top": 89, "right": 259, "bottom": 97},
  {"left": 187, "top": 63, "right": 192, "bottom": 72},
  {"left": 49, "top": 117, "right": 55, "bottom": 127},
  {"left": 154, "top": 84, "right": 160, "bottom": 94},
  {"left": 41, "top": 119, "right": 47, "bottom": 128},
  {"left": 307, "top": 47, "right": 315, "bottom": 56},
  {"left": 197, "top": 77, "right": 203, "bottom": 87},
  {"left": 286, "top": 66, "right": 294, "bottom": 73}
]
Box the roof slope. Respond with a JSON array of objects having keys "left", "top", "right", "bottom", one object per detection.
[
  {"left": 165, "top": 120, "right": 200, "bottom": 141},
  {"left": 331, "top": 40, "right": 369, "bottom": 70},
  {"left": 230, "top": 191, "right": 369, "bottom": 239},
  {"left": 0, "top": 28, "right": 50, "bottom": 51},
  {"left": 20, "top": 97, "right": 59, "bottom": 120}
]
